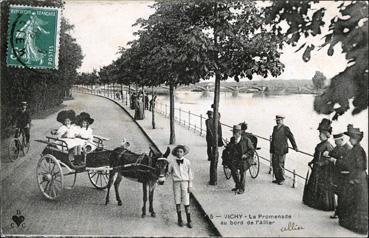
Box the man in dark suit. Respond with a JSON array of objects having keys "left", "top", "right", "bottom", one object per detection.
[
  {"left": 13, "top": 101, "right": 31, "bottom": 145},
  {"left": 228, "top": 125, "right": 255, "bottom": 194},
  {"left": 270, "top": 115, "right": 298, "bottom": 185},
  {"left": 328, "top": 133, "right": 352, "bottom": 219},
  {"left": 205, "top": 110, "right": 224, "bottom": 161}
]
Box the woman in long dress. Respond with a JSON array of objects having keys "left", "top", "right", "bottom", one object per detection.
[
  {"left": 331, "top": 125, "right": 368, "bottom": 234},
  {"left": 134, "top": 94, "right": 145, "bottom": 120},
  {"left": 303, "top": 118, "right": 335, "bottom": 211}
]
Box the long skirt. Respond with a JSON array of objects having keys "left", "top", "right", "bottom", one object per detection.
[
  {"left": 303, "top": 164, "right": 336, "bottom": 211},
  {"left": 339, "top": 172, "right": 368, "bottom": 234}
]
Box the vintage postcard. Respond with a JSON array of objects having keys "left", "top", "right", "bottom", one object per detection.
[{"left": 1, "top": 0, "right": 367, "bottom": 237}]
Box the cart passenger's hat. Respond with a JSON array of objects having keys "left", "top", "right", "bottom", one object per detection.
[
  {"left": 275, "top": 114, "right": 285, "bottom": 119},
  {"left": 333, "top": 133, "right": 344, "bottom": 140},
  {"left": 344, "top": 124, "right": 364, "bottom": 140},
  {"left": 231, "top": 124, "right": 242, "bottom": 132},
  {"left": 20, "top": 101, "right": 28, "bottom": 106},
  {"left": 172, "top": 144, "right": 189, "bottom": 156},
  {"left": 239, "top": 122, "right": 248, "bottom": 130},
  {"left": 57, "top": 110, "right": 76, "bottom": 124},
  {"left": 206, "top": 110, "right": 213, "bottom": 115},
  {"left": 317, "top": 118, "right": 332, "bottom": 133},
  {"left": 76, "top": 112, "right": 94, "bottom": 125}
]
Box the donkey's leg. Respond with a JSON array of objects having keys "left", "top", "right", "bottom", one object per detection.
[
  {"left": 149, "top": 182, "right": 156, "bottom": 217},
  {"left": 142, "top": 182, "right": 147, "bottom": 218},
  {"left": 114, "top": 173, "right": 122, "bottom": 206},
  {"left": 105, "top": 171, "right": 115, "bottom": 205}
]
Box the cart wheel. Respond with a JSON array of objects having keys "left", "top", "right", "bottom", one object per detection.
[
  {"left": 223, "top": 165, "right": 232, "bottom": 180},
  {"left": 8, "top": 138, "right": 20, "bottom": 162},
  {"left": 249, "top": 152, "right": 260, "bottom": 179},
  {"left": 36, "top": 154, "right": 63, "bottom": 200},
  {"left": 88, "top": 169, "right": 109, "bottom": 189}
]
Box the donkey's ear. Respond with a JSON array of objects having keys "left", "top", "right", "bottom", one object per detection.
[{"left": 163, "top": 147, "right": 170, "bottom": 158}]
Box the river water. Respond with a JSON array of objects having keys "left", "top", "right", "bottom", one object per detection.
[{"left": 156, "top": 91, "right": 368, "bottom": 180}]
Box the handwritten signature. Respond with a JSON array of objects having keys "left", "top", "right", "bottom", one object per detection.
[{"left": 280, "top": 222, "right": 304, "bottom": 232}]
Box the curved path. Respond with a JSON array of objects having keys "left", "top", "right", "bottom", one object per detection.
[{"left": 1, "top": 93, "right": 216, "bottom": 236}]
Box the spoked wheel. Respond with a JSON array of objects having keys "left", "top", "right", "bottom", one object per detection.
[
  {"left": 8, "top": 138, "right": 20, "bottom": 162},
  {"left": 249, "top": 152, "right": 260, "bottom": 179},
  {"left": 223, "top": 165, "right": 232, "bottom": 180},
  {"left": 36, "top": 154, "right": 64, "bottom": 200},
  {"left": 88, "top": 169, "right": 110, "bottom": 189}
]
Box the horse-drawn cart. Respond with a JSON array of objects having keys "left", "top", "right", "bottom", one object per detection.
[{"left": 35, "top": 135, "right": 112, "bottom": 200}]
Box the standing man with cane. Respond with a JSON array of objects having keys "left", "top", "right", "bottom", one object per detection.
[{"left": 270, "top": 115, "right": 298, "bottom": 185}]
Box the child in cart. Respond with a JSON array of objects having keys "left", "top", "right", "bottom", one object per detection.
[
  {"left": 56, "top": 110, "right": 84, "bottom": 164},
  {"left": 75, "top": 112, "right": 96, "bottom": 153}
]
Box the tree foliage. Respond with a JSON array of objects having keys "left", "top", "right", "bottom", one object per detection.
[
  {"left": 312, "top": 71, "right": 326, "bottom": 90},
  {"left": 265, "top": 0, "right": 368, "bottom": 118},
  {"left": 1, "top": 0, "right": 83, "bottom": 132}
]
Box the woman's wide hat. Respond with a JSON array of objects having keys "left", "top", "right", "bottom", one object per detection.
[
  {"left": 172, "top": 144, "right": 189, "bottom": 156},
  {"left": 317, "top": 118, "right": 332, "bottom": 133},
  {"left": 57, "top": 110, "right": 76, "bottom": 124},
  {"left": 344, "top": 124, "right": 364, "bottom": 140},
  {"left": 76, "top": 112, "right": 94, "bottom": 125}
]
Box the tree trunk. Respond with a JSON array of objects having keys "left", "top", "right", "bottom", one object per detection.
[
  {"left": 152, "top": 86, "right": 155, "bottom": 129},
  {"left": 169, "top": 84, "right": 175, "bottom": 144},
  {"left": 210, "top": 73, "right": 221, "bottom": 185}
]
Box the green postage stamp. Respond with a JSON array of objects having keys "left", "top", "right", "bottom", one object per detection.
[{"left": 6, "top": 5, "right": 61, "bottom": 69}]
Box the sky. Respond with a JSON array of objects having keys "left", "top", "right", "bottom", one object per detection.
[{"left": 63, "top": 0, "right": 349, "bottom": 80}]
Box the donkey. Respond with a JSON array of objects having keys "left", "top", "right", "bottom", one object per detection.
[{"left": 105, "top": 145, "right": 170, "bottom": 218}]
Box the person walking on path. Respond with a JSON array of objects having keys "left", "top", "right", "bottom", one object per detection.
[
  {"left": 330, "top": 125, "right": 368, "bottom": 234},
  {"left": 303, "top": 118, "right": 335, "bottom": 211},
  {"left": 270, "top": 115, "right": 298, "bottom": 185},
  {"left": 167, "top": 145, "right": 194, "bottom": 228},
  {"left": 144, "top": 94, "right": 149, "bottom": 110},
  {"left": 227, "top": 125, "right": 255, "bottom": 194},
  {"left": 134, "top": 93, "right": 145, "bottom": 120},
  {"left": 12, "top": 101, "right": 31, "bottom": 146},
  {"left": 328, "top": 133, "right": 352, "bottom": 219},
  {"left": 205, "top": 110, "right": 224, "bottom": 161}
]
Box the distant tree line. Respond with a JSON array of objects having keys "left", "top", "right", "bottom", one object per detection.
[{"left": 0, "top": 0, "right": 83, "bottom": 134}]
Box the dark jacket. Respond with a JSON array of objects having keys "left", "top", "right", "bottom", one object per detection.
[
  {"left": 13, "top": 109, "right": 31, "bottom": 128},
  {"left": 344, "top": 144, "right": 367, "bottom": 182},
  {"left": 205, "top": 118, "right": 224, "bottom": 146},
  {"left": 329, "top": 143, "right": 352, "bottom": 188},
  {"left": 228, "top": 136, "right": 255, "bottom": 170},
  {"left": 270, "top": 124, "right": 297, "bottom": 155}
]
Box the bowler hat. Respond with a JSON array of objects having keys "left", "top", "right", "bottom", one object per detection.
[
  {"left": 317, "top": 118, "right": 332, "bottom": 133},
  {"left": 76, "top": 112, "right": 94, "bottom": 125},
  {"left": 206, "top": 110, "right": 213, "bottom": 115},
  {"left": 231, "top": 124, "right": 242, "bottom": 132},
  {"left": 344, "top": 125, "right": 364, "bottom": 140},
  {"left": 172, "top": 145, "right": 189, "bottom": 156},
  {"left": 57, "top": 110, "right": 76, "bottom": 124}
]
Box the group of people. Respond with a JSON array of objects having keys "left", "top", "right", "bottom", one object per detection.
[
  {"left": 130, "top": 91, "right": 157, "bottom": 120},
  {"left": 206, "top": 108, "right": 367, "bottom": 234},
  {"left": 303, "top": 119, "right": 368, "bottom": 234},
  {"left": 55, "top": 109, "right": 96, "bottom": 165}
]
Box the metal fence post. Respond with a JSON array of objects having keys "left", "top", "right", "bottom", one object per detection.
[
  {"left": 292, "top": 170, "right": 296, "bottom": 188},
  {"left": 269, "top": 135, "right": 273, "bottom": 175},
  {"left": 179, "top": 108, "right": 182, "bottom": 124},
  {"left": 200, "top": 114, "right": 203, "bottom": 136},
  {"left": 188, "top": 111, "right": 191, "bottom": 129}
]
